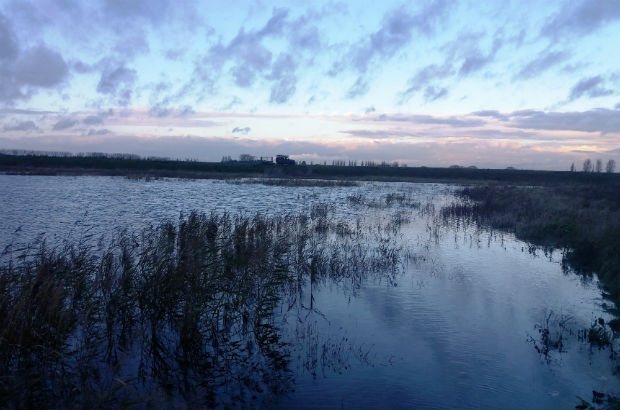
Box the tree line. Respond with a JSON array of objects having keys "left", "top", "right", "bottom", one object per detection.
[{"left": 570, "top": 158, "right": 616, "bottom": 173}]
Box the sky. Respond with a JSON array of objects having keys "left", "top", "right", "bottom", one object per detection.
[{"left": 0, "top": 0, "right": 618, "bottom": 170}]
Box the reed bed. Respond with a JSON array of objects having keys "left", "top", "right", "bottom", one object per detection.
[
  {"left": 0, "top": 207, "right": 405, "bottom": 409},
  {"left": 441, "top": 184, "right": 620, "bottom": 329}
]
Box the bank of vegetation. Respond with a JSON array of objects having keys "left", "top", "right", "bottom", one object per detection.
[
  {"left": 1, "top": 152, "right": 617, "bottom": 185},
  {"left": 442, "top": 182, "right": 620, "bottom": 329}
]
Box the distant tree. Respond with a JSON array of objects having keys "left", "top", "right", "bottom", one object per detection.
[
  {"left": 595, "top": 159, "right": 603, "bottom": 172},
  {"left": 583, "top": 158, "right": 592, "bottom": 172},
  {"left": 606, "top": 159, "right": 616, "bottom": 173},
  {"left": 239, "top": 154, "right": 255, "bottom": 162},
  {"left": 570, "top": 163, "right": 575, "bottom": 172}
]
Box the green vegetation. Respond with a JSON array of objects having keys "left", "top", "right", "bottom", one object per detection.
[
  {"left": 0, "top": 208, "right": 404, "bottom": 409},
  {"left": 442, "top": 182, "right": 620, "bottom": 328}
]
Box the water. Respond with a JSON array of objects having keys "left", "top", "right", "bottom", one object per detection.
[{"left": 0, "top": 174, "right": 617, "bottom": 409}]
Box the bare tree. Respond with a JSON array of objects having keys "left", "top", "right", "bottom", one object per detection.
[
  {"left": 570, "top": 162, "right": 575, "bottom": 172},
  {"left": 606, "top": 159, "right": 616, "bottom": 173},
  {"left": 583, "top": 158, "right": 592, "bottom": 172},
  {"left": 595, "top": 159, "right": 603, "bottom": 172}
]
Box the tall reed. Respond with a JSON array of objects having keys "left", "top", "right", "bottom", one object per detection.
[{"left": 0, "top": 207, "right": 405, "bottom": 409}]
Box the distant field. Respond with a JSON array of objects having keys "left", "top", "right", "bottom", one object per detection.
[{"left": 1, "top": 154, "right": 617, "bottom": 185}]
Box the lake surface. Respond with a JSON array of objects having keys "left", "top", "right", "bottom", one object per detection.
[{"left": 0, "top": 174, "right": 617, "bottom": 409}]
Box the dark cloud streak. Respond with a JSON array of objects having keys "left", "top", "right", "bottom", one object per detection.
[
  {"left": 541, "top": 0, "right": 618, "bottom": 39},
  {"left": 508, "top": 108, "right": 619, "bottom": 134},
  {"left": 52, "top": 118, "right": 78, "bottom": 131},
  {"left": 514, "top": 50, "right": 570, "bottom": 80},
  {"left": 232, "top": 127, "right": 251, "bottom": 135},
  {"left": 3, "top": 120, "right": 39, "bottom": 132},
  {"left": 568, "top": 76, "right": 614, "bottom": 101},
  {"left": 372, "top": 113, "right": 486, "bottom": 128}
]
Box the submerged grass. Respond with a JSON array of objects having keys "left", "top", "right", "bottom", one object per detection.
[
  {"left": 0, "top": 208, "right": 404, "bottom": 409},
  {"left": 442, "top": 183, "right": 620, "bottom": 329}
]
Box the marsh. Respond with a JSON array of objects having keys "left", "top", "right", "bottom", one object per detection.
[{"left": 0, "top": 175, "right": 617, "bottom": 409}]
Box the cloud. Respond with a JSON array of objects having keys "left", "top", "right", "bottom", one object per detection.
[
  {"left": 400, "top": 63, "right": 453, "bottom": 103},
  {"left": 82, "top": 109, "right": 114, "bottom": 125},
  {"left": 270, "top": 76, "right": 297, "bottom": 104},
  {"left": 541, "top": 0, "right": 618, "bottom": 39},
  {"left": 469, "top": 108, "right": 619, "bottom": 135},
  {"left": 148, "top": 104, "right": 172, "bottom": 118},
  {"left": 207, "top": 8, "right": 288, "bottom": 89},
  {"left": 72, "top": 60, "right": 96, "bottom": 74},
  {"left": 232, "top": 127, "right": 251, "bottom": 135},
  {"left": 332, "top": 1, "right": 449, "bottom": 84},
  {"left": 288, "top": 20, "right": 320, "bottom": 51},
  {"left": 146, "top": 104, "right": 195, "bottom": 118},
  {"left": 53, "top": 118, "right": 78, "bottom": 130},
  {"left": 347, "top": 77, "right": 370, "bottom": 99},
  {"left": 0, "top": 108, "right": 56, "bottom": 115},
  {"left": 83, "top": 115, "right": 103, "bottom": 125},
  {"left": 471, "top": 110, "right": 509, "bottom": 121},
  {"left": 350, "top": 8, "right": 418, "bottom": 73},
  {"left": 458, "top": 50, "right": 491, "bottom": 76},
  {"left": 568, "top": 76, "right": 614, "bottom": 101},
  {"left": 377, "top": 2, "right": 446, "bottom": 59},
  {"left": 3, "top": 120, "right": 39, "bottom": 132},
  {"left": 0, "top": 14, "right": 68, "bottom": 102},
  {"left": 268, "top": 53, "right": 297, "bottom": 103},
  {"left": 87, "top": 128, "right": 111, "bottom": 136},
  {"left": 256, "top": 7, "right": 290, "bottom": 37},
  {"left": 0, "top": 13, "right": 18, "bottom": 60},
  {"left": 221, "top": 96, "right": 243, "bottom": 111},
  {"left": 110, "top": 28, "right": 150, "bottom": 60},
  {"left": 14, "top": 45, "right": 68, "bottom": 87},
  {"left": 423, "top": 86, "right": 448, "bottom": 102},
  {"left": 178, "top": 105, "right": 195, "bottom": 116},
  {"left": 96, "top": 64, "right": 137, "bottom": 105},
  {"left": 178, "top": 6, "right": 330, "bottom": 104},
  {"left": 342, "top": 127, "right": 539, "bottom": 141},
  {"left": 457, "top": 34, "right": 502, "bottom": 77},
  {"left": 508, "top": 108, "right": 619, "bottom": 134},
  {"left": 104, "top": 0, "right": 173, "bottom": 23},
  {"left": 372, "top": 113, "right": 486, "bottom": 128},
  {"left": 514, "top": 50, "right": 570, "bottom": 80},
  {"left": 339, "top": 129, "right": 423, "bottom": 139}
]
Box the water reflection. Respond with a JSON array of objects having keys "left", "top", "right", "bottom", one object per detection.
[{"left": 0, "top": 175, "right": 617, "bottom": 409}]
